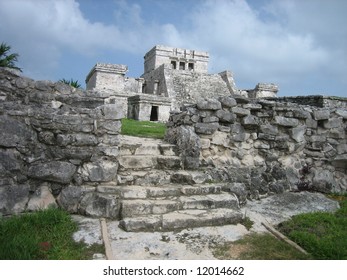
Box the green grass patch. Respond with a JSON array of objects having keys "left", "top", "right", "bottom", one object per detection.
[
  {"left": 215, "top": 196, "right": 347, "bottom": 260},
  {"left": 278, "top": 198, "right": 347, "bottom": 260},
  {"left": 214, "top": 233, "right": 311, "bottom": 260},
  {"left": 121, "top": 118, "right": 166, "bottom": 139},
  {"left": 0, "top": 208, "right": 104, "bottom": 260}
]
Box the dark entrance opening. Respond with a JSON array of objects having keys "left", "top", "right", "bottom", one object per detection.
[
  {"left": 150, "top": 106, "right": 159, "bottom": 121},
  {"left": 171, "top": 61, "right": 177, "bottom": 69}
]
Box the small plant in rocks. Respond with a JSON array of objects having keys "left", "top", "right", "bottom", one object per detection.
[{"left": 296, "top": 164, "right": 313, "bottom": 192}]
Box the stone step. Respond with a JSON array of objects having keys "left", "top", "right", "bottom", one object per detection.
[
  {"left": 118, "top": 155, "right": 181, "bottom": 171},
  {"left": 116, "top": 169, "right": 214, "bottom": 186},
  {"left": 119, "top": 208, "right": 243, "bottom": 232},
  {"left": 118, "top": 135, "right": 177, "bottom": 157},
  {"left": 120, "top": 192, "right": 239, "bottom": 218},
  {"left": 159, "top": 144, "right": 177, "bottom": 156},
  {"left": 119, "top": 143, "right": 161, "bottom": 156},
  {"left": 96, "top": 183, "right": 227, "bottom": 199},
  {"left": 170, "top": 170, "right": 213, "bottom": 185},
  {"left": 117, "top": 170, "right": 172, "bottom": 186}
]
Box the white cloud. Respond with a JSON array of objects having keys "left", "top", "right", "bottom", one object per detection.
[
  {"left": 0, "top": 0, "right": 345, "bottom": 96},
  {"left": 173, "top": 0, "right": 335, "bottom": 91}
]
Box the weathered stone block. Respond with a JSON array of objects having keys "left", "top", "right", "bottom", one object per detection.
[
  {"left": 79, "top": 193, "right": 120, "bottom": 218},
  {"left": 211, "top": 131, "right": 228, "bottom": 146},
  {"left": 242, "top": 115, "right": 260, "bottom": 127},
  {"left": 259, "top": 124, "right": 278, "bottom": 136},
  {"left": 312, "top": 169, "right": 337, "bottom": 193},
  {"left": 224, "top": 183, "right": 247, "bottom": 206},
  {"left": 197, "top": 98, "right": 222, "bottom": 110},
  {"left": 202, "top": 116, "right": 219, "bottom": 123},
  {"left": 57, "top": 185, "right": 84, "bottom": 213},
  {"left": 337, "top": 144, "right": 347, "bottom": 155},
  {"left": 254, "top": 141, "right": 270, "bottom": 149},
  {"left": 157, "top": 156, "right": 181, "bottom": 169},
  {"left": 323, "top": 117, "right": 343, "bottom": 129},
  {"left": 35, "top": 80, "right": 53, "bottom": 91},
  {"left": 98, "top": 120, "right": 122, "bottom": 134},
  {"left": 0, "top": 149, "right": 21, "bottom": 171},
  {"left": 306, "top": 118, "right": 318, "bottom": 128},
  {"left": 195, "top": 122, "right": 219, "bottom": 135},
  {"left": 28, "top": 161, "right": 77, "bottom": 184},
  {"left": 232, "top": 107, "right": 250, "bottom": 116},
  {"left": 74, "top": 134, "right": 98, "bottom": 146},
  {"left": 95, "top": 104, "right": 125, "bottom": 120},
  {"left": 81, "top": 160, "right": 118, "bottom": 182},
  {"left": 199, "top": 140, "right": 211, "bottom": 151},
  {"left": 313, "top": 110, "right": 330, "bottom": 120},
  {"left": 0, "top": 115, "right": 37, "bottom": 148},
  {"left": 291, "top": 125, "right": 306, "bottom": 143},
  {"left": 275, "top": 116, "right": 299, "bottom": 127},
  {"left": 329, "top": 128, "right": 345, "bottom": 139},
  {"left": 0, "top": 184, "right": 30, "bottom": 215},
  {"left": 216, "top": 110, "right": 236, "bottom": 123},
  {"left": 293, "top": 109, "right": 311, "bottom": 119},
  {"left": 323, "top": 144, "right": 337, "bottom": 158},
  {"left": 257, "top": 133, "right": 275, "bottom": 141},
  {"left": 219, "top": 96, "right": 237, "bottom": 108},
  {"left": 27, "top": 184, "right": 57, "bottom": 211},
  {"left": 335, "top": 109, "right": 347, "bottom": 119}
]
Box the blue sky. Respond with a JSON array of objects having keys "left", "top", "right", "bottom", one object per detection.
[{"left": 0, "top": 0, "right": 346, "bottom": 97}]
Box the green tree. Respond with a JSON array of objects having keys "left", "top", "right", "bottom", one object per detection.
[
  {"left": 59, "top": 78, "right": 81, "bottom": 89},
  {"left": 0, "top": 42, "right": 22, "bottom": 71}
]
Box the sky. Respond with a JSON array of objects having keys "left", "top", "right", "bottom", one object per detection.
[{"left": 0, "top": 0, "right": 346, "bottom": 97}]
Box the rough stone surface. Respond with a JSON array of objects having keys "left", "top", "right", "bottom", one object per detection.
[
  {"left": 71, "top": 191, "right": 340, "bottom": 259},
  {"left": 27, "top": 184, "right": 57, "bottom": 211},
  {"left": 28, "top": 161, "right": 77, "bottom": 184},
  {"left": 165, "top": 126, "right": 201, "bottom": 169},
  {"left": 274, "top": 116, "right": 299, "bottom": 127},
  {"left": 81, "top": 160, "right": 118, "bottom": 182},
  {"left": 1, "top": 66, "right": 347, "bottom": 226}
]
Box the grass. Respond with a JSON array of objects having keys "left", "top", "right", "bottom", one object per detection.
[
  {"left": 214, "top": 195, "right": 347, "bottom": 260},
  {"left": 214, "top": 233, "right": 311, "bottom": 260},
  {"left": 0, "top": 208, "right": 104, "bottom": 260},
  {"left": 121, "top": 118, "right": 166, "bottom": 139},
  {"left": 277, "top": 198, "right": 347, "bottom": 260}
]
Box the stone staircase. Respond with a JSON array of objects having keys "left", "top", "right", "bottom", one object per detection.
[{"left": 105, "top": 135, "right": 243, "bottom": 232}]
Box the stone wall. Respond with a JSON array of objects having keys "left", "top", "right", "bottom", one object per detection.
[
  {"left": 0, "top": 68, "right": 124, "bottom": 216},
  {"left": 268, "top": 95, "right": 347, "bottom": 108},
  {"left": 166, "top": 95, "right": 347, "bottom": 197}
]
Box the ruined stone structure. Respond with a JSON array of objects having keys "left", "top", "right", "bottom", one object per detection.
[
  {"left": 86, "top": 45, "right": 278, "bottom": 122},
  {"left": 1, "top": 66, "right": 346, "bottom": 231}
]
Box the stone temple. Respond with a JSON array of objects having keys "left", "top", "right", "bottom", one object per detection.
[{"left": 85, "top": 45, "right": 278, "bottom": 122}]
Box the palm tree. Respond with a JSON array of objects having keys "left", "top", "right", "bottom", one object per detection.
[
  {"left": 0, "top": 42, "right": 22, "bottom": 71},
  {"left": 59, "top": 78, "right": 81, "bottom": 89}
]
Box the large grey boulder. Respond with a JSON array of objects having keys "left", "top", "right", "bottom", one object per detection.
[
  {"left": 0, "top": 115, "right": 37, "bottom": 148},
  {"left": 79, "top": 193, "right": 120, "bottom": 218},
  {"left": 0, "top": 184, "right": 30, "bottom": 215},
  {"left": 197, "top": 98, "right": 222, "bottom": 110},
  {"left": 81, "top": 159, "right": 118, "bottom": 182},
  {"left": 28, "top": 161, "right": 77, "bottom": 184},
  {"left": 195, "top": 122, "right": 219, "bottom": 135},
  {"left": 165, "top": 126, "right": 201, "bottom": 169},
  {"left": 219, "top": 96, "right": 237, "bottom": 108},
  {"left": 275, "top": 116, "right": 299, "bottom": 127},
  {"left": 57, "top": 185, "right": 85, "bottom": 213},
  {"left": 312, "top": 168, "right": 338, "bottom": 193}
]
